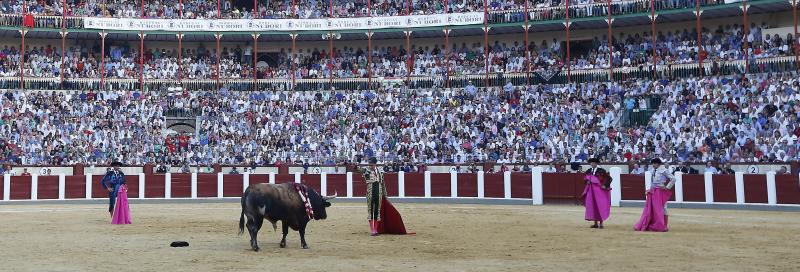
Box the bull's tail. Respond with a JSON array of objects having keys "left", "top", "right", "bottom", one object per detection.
[{"left": 238, "top": 187, "right": 249, "bottom": 236}]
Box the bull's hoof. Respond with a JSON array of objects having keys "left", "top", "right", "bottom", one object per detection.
[
  {"left": 252, "top": 246, "right": 260, "bottom": 252},
  {"left": 302, "top": 244, "right": 309, "bottom": 249},
  {"left": 279, "top": 242, "right": 286, "bottom": 248}
]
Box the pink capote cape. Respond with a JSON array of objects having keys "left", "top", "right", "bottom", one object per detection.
[
  {"left": 582, "top": 175, "right": 611, "bottom": 221},
  {"left": 633, "top": 187, "right": 672, "bottom": 232},
  {"left": 112, "top": 185, "right": 132, "bottom": 225}
]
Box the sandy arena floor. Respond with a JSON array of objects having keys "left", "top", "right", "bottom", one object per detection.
[{"left": 0, "top": 202, "right": 797, "bottom": 272}]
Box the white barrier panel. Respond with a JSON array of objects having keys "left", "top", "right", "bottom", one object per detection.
[
  {"left": 735, "top": 172, "right": 745, "bottom": 204},
  {"left": 243, "top": 173, "right": 250, "bottom": 192},
  {"left": 674, "top": 172, "right": 684, "bottom": 202},
  {"left": 217, "top": 172, "right": 224, "bottom": 198},
  {"left": 450, "top": 171, "right": 458, "bottom": 198},
  {"left": 3, "top": 174, "right": 10, "bottom": 200},
  {"left": 320, "top": 173, "right": 327, "bottom": 196},
  {"left": 503, "top": 171, "right": 511, "bottom": 199},
  {"left": 295, "top": 172, "right": 301, "bottom": 183},
  {"left": 346, "top": 172, "right": 354, "bottom": 198},
  {"left": 766, "top": 171, "right": 777, "bottom": 205},
  {"left": 532, "top": 167, "right": 544, "bottom": 205},
  {"left": 609, "top": 167, "right": 621, "bottom": 206},
  {"left": 191, "top": 173, "right": 198, "bottom": 199},
  {"left": 269, "top": 173, "right": 275, "bottom": 184},
  {"left": 31, "top": 175, "right": 38, "bottom": 200},
  {"left": 85, "top": 174, "right": 93, "bottom": 199},
  {"left": 644, "top": 171, "right": 652, "bottom": 191},
  {"left": 398, "top": 171, "right": 405, "bottom": 197},
  {"left": 164, "top": 173, "right": 172, "bottom": 199},
  {"left": 423, "top": 171, "right": 432, "bottom": 197},
  {"left": 477, "top": 171, "right": 485, "bottom": 198},
  {"left": 138, "top": 173, "right": 145, "bottom": 199},
  {"left": 58, "top": 174, "right": 66, "bottom": 200},
  {"left": 704, "top": 172, "right": 714, "bottom": 203}
]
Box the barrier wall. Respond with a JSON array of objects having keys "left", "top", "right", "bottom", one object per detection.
[{"left": 2, "top": 170, "right": 799, "bottom": 208}]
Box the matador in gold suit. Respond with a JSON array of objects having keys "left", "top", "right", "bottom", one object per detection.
[{"left": 361, "top": 157, "right": 387, "bottom": 236}]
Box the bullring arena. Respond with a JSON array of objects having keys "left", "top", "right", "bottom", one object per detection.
[{"left": 1, "top": 171, "right": 799, "bottom": 271}]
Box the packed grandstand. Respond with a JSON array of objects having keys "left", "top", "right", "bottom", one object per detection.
[{"left": 0, "top": 0, "right": 798, "bottom": 170}]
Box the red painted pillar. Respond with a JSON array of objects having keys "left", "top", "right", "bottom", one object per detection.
[
  {"left": 253, "top": 0, "right": 257, "bottom": 18},
  {"left": 565, "top": 0, "right": 571, "bottom": 83},
  {"left": 483, "top": 0, "right": 489, "bottom": 87},
  {"left": 524, "top": 0, "right": 530, "bottom": 85},
  {"left": 180, "top": 0, "right": 184, "bottom": 17},
  {"left": 405, "top": 0, "right": 412, "bottom": 84},
  {"left": 177, "top": 33, "right": 184, "bottom": 83},
  {"left": 696, "top": 0, "right": 702, "bottom": 75},
  {"left": 60, "top": 31, "right": 67, "bottom": 85},
  {"left": 794, "top": 0, "right": 798, "bottom": 70},
  {"left": 253, "top": 33, "right": 259, "bottom": 91},
  {"left": 650, "top": 0, "right": 657, "bottom": 79},
  {"left": 367, "top": 31, "right": 373, "bottom": 87},
  {"left": 20, "top": 28, "right": 26, "bottom": 90},
  {"left": 607, "top": 0, "right": 613, "bottom": 80},
  {"left": 215, "top": 33, "right": 222, "bottom": 89},
  {"left": 328, "top": 0, "right": 334, "bottom": 87},
  {"left": 291, "top": 33, "right": 297, "bottom": 89},
  {"left": 139, "top": 32, "right": 144, "bottom": 90},
  {"left": 100, "top": 32, "right": 107, "bottom": 90},
  {"left": 444, "top": 0, "right": 450, "bottom": 89},
  {"left": 743, "top": 0, "right": 749, "bottom": 73},
  {"left": 218, "top": 0, "right": 221, "bottom": 18}
]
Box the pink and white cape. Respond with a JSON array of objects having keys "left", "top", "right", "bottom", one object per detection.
[{"left": 582, "top": 175, "right": 611, "bottom": 222}]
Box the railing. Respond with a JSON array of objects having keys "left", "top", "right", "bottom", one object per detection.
[
  {"left": 0, "top": 56, "right": 796, "bottom": 91},
  {"left": 0, "top": 0, "right": 750, "bottom": 30},
  {"left": 2, "top": 170, "right": 799, "bottom": 209}
]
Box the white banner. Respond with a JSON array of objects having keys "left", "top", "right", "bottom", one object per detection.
[{"left": 83, "top": 13, "right": 484, "bottom": 32}]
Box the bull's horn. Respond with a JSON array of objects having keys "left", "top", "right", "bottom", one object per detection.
[{"left": 323, "top": 191, "right": 338, "bottom": 200}]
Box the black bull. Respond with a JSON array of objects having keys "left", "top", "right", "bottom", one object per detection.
[{"left": 238, "top": 183, "right": 336, "bottom": 251}]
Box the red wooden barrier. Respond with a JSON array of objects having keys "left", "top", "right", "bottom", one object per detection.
[
  {"left": 404, "top": 173, "right": 425, "bottom": 197},
  {"left": 125, "top": 175, "right": 139, "bottom": 198},
  {"left": 457, "top": 173, "right": 478, "bottom": 197},
  {"left": 384, "top": 173, "right": 398, "bottom": 197},
  {"left": 91, "top": 175, "right": 107, "bottom": 199},
  {"left": 430, "top": 173, "right": 450, "bottom": 197},
  {"left": 65, "top": 175, "right": 85, "bottom": 199},
  {"left": 196, "top": 174, "right": 217, "bottom": 197},
  {"left": 249, "top": 174, "right": 269, "bottom": 184},
  {"left": 712, "top": 175, "right": 737, "bottom": 203},
  {"left": 327, "top": 174, "right": 348, "bottom": 197},
  {"left": 220, "top": 174, "right": 241, "bottom": 197},
  {"left": 301, "top": 174, "right": 322, "bottom": 193},
  {"left": 775, "top": 174, "right": 800, "bottom": 204},
  {"left": 275, "top": 174, "right": 294, "bottom": 184},
  {"left": 743, "top": 174, "right": 768, "bottom": 203},
  {"left": 682, "top": 174, "right": 705, "bottom": 202},
  {"left": 511, "top": 173, "right": 532, "bottom": 198},
  {"left": 145, "top": 175, "right": 166, "bottom": 198},
  {"left": 0, "top": 176, "right": 3, "bottom": 199},
  {"left": 620, "top": 174, "right": 645, "bottom": 200},
  {"left": 37, "top": 176, "right": 59, "bottom": 199},
  {"left": 10, "top": 176, "right": 32, "bottom": 200},
  {"left": 542, "top": 173, "right": 583, "bottom": 203},
  {"left": 171, "top": 174, "right": 191, "bottom": 198},
  {"left": 352, "top": 173, "right": 367, "bottom": 197},
  {"left": 484, "top": 173, "right": 504, "bottom": 198}
]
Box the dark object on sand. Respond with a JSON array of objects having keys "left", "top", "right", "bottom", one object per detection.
[{"left": 170, "top": 241, "right": 189, "bottom": 247}]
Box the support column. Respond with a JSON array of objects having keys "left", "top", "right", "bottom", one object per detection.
[
  {"left": 59, "top": 30, "right": 68, "bottom": 85},
  {"left": 610, "top": 167, "right": 621, "bottom": 206},
  {"left": 99, "top": 31, "right": 107, "bottom": 90},
  {"left": 650, "top": 0, "right": 658, "bottom": 79},
  {"left": 252, "top": 33, "right": 260, "bottom": 91},
  {"left": 564, "top": 1, "right": 571, "bottom": 83},
  {"left": 215, "top": 33, "right": 222, "bottom": 89},
  {"left": 177, "top": 33, "right": 184, "bottom": 84},
  {"left": 483, "top": 0, "right": 489, "bottom": 87},
  {"left": 366, "top": 31, "right": 374, "bottom": 87},
  {"left": 138, "top": 32, "right": 145, "bottom": 90},
  {"left": 404, "top": 30, "right": 413, "bottom": 83},
  {"left": 19, "top": 29, "right": 28, "bottom": 90},
  {"left": 290, "top": 33, "right": 298, "bottom": 89},
  {"left": 524, "top": 0, "right": 530, "bottom": 85},
  {"left": 532, "top": 167, "right": 543, "bottom": 205},
  {"left": 695, "top": 0, "right": 703, "bottom": 74},
  {"left": 742, "top": 0, "right": 750, "bottom": 73},
  {"left": 607, "top": 0, "right": 614, "bottom": 80},
  {"left": 444, "top": 27, "right": 451, "bottom": 89}
]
